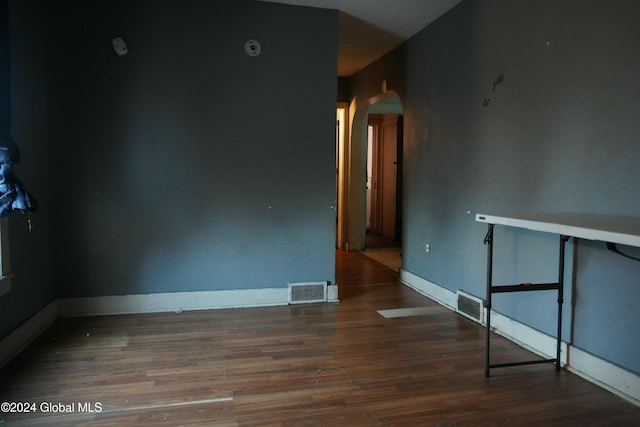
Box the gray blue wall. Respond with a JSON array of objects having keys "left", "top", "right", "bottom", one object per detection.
[
  {"left": 350, "top": 0, "right": 640, "bottom": 375},
  {"left": 0, "top": 0, "right": 7, "bottom": 135},
  {"left": 2, "top": 0, "right": 337, "bottom": 339},
  {"left": 45, "top": 0, "right": 338, "bottom": 297}
]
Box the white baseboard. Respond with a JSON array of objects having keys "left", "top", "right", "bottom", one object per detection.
[
  {"left": 493, "top": 314, "right": 639, "bottom": 405},
  {"left": 327, "top": 284, "right": 339, "bottom": 303},
  {"left": 567, "top": 345, "right": 640, "bottom": 406},
  {"left": 0, "top": 301, "right": 58, "bottom": 369},
  {"left": 488, "top": 310, "right": 568, "bottom": 364},
  {"left": 400, "top": 269, "right": 457, "bottom": 310},
  {"left": 56, "top": 284, "right": 339, "bottom": 317},
  {"left": 399, "top": 268, "right": 640, "bottom": 406},
  {"left": 57, "top": 287, "right": 292, "bottom": 317}
]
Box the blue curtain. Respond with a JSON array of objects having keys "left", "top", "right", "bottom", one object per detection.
[{"left": 0, "top": 137, "right": 37, "bottom": 217}]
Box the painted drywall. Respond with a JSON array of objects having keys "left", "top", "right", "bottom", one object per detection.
[
  {"left": 9, "top": 0, "right": 337, "bottom": 299},
  {"left": 349, "top": 0, "right": 640, "bottom": 375},
  {"left": 0, "top": 0, "right": 55, "bottom": 340},
  {"left": 0, "top": 0, "right": 7, "bottom": 135}
]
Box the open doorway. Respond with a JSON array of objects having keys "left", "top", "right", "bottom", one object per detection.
[
  {"left": 362, "top": 96, "right": 403, "bottom": 272},
  {"left": 335, "top": 103, "right": 349, "bottom": 250},
  {"left": 366, "top": 113, "right": 403, "bottom": 246},
  {"left": 336, "top": 92, "right": 403, "bottom": 271}
]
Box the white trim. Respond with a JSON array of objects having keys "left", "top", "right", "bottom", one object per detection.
[
  {"left": 400, "top": 269, "right": 640, "bottom": 405},
  {"left": 490, "top": 310, "right": 639, "bottom": 405},
  {"left": 327, "top": 284, "right": 339, "bottom": 303},
  {"left": 489, "top": 310, "right": 568, "bottom": 365},
  {"left": 400, "top": 269, "right": 456, "bottom": 310},
  {"left": 0, "top": 301, "right": 58, "bottom": 368},
  {"left": 566, "top": 346, "right": 640, "bottom": 407},
  {"left": 567, "top": 346, "right": 640, "bottom": 406},
  {"left": 57, "top": 287, "right": 292, "bottom": 317}
]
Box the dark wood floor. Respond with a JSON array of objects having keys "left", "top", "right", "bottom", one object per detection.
[{"left": 1, "top": 251, "right": 638, "bottom": 426}]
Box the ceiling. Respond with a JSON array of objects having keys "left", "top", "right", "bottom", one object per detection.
[{"left": 258, "top": 0, "right": 463, "bottom": 76}]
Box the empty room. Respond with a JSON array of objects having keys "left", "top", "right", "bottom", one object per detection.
[{"left": 0, "top": 0, "right": 639, "bottom": 425}]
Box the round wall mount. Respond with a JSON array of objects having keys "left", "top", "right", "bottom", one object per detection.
[
  {"left": 244, "top": 39, "right": 262, "bottom": 57},
  {"left": 112, "top": 37, "right": 128, "bottom": 56}
]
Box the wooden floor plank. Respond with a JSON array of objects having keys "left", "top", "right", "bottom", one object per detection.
[{"left": 0, "top": 250, "right": 638, "bottom": 426}]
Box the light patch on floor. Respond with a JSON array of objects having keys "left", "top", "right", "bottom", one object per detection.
[
  {"left": 378, "top": 306, "right": 442, "bottom": 318},
  {"left": 82, "top": 335, "right": 129, "bottom": 349},
  {"left": 105, "top": 397, "right": 234, "bottom": 414},
  {"left": 361, "top": 248, "right": 402, "bottom": 272}
]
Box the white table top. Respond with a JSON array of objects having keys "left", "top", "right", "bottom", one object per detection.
[{"left": 476, "top": 213, "right": 640, "bottom": 247}]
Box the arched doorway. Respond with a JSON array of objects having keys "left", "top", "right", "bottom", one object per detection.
[{"left": 339, "top": 92, "right": 403, "bottom": 260}]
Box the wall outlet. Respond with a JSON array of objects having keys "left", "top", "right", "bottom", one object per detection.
[{"left": 425, "top": 243, "right": 431, "bottom": 254}]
